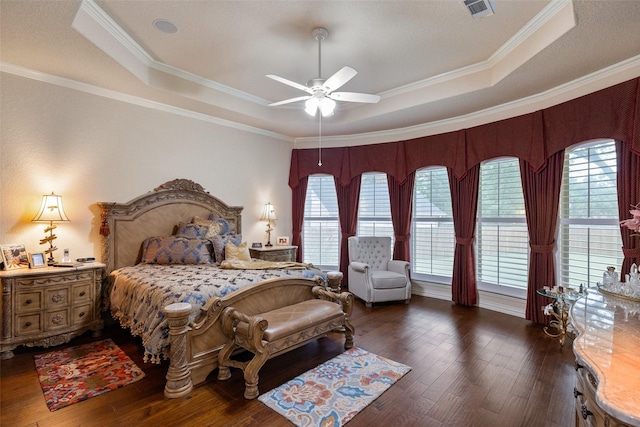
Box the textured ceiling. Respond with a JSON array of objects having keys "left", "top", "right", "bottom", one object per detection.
[{"left": 1, "top": 0, "right": 640, "bottom": 146}]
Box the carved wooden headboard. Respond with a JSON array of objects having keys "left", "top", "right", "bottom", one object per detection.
[{"left": 97, "top": 179, "right": 243, "bottom": 273}]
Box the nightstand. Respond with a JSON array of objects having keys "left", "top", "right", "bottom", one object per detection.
[
  {"left": 0, "top": 263, "right": 105, "bottom": 359},
  {"left": 249, "top": 246, "right": 298, "bottom": 262}
]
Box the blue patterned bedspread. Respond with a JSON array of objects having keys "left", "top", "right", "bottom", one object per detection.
[{"left": 105, "top": 263, "right": 325, "bottom": 363}]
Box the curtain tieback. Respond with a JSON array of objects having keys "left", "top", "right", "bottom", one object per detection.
[
  {"left": 341, "top": 232, "right": 355, "bottom": 239},
  {"left": 456, "top": 237, "right": 474, "bottom": 245},
  {"left": 530, "top": 242, "right": 554, "bottom": 254},
  {"left": 622, "top": 247, "right": 640, "bottom": 258},
  {"left": 395, "top": 235, "right": 409, "bottom": 242}
]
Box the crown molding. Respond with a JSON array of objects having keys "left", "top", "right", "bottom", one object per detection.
[
  {"left": 0, "top": 62, "right": 292, "bottom": 142},
  {"left": 295, "top": 54, "right": 640, "bottom": 148}
]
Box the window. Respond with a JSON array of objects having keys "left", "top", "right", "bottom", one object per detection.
[
  {"left": 412, "top": 167, "right": 455, "bottom": 280},
  {"left": 477, "top": 158, "right": 529, "bottom": 295},
  {"left": 559, "top": 140, "right": 622, "bottom": 288},
  {"left": 303, "top": 175, "right": 339, "bottom": 269},
  {"left": 357, "top": 173, "right": 394, "bottom": 241}
]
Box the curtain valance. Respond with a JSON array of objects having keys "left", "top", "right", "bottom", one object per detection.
[{"left": 289, "top": 77, "right": 640, "bottom": 188}]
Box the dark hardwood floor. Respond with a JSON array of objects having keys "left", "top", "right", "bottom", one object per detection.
[{"left": 1, "top": 295, "right": 576, "bottom": 427}]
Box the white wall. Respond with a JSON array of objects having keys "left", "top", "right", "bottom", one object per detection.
[{"left": 0, "top": 73, "right": 293, "bottom": 263}]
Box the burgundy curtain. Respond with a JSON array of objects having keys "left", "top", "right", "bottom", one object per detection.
[
  {"left": 520, "top": 151, "right": 564, "bottom": 323},
  {"left": 336, "top": 175, "right": 362, "bottom": 289},
  {"left": 388, "top": 172, "right": 415, "bottom": 262},
  {"left": 291, "top": 176, "right": 308, "bottom": 263},
  {"left": 616, "top": 140, "right": 640, "bottom": 274},
  {"left": 448, "top": 165, "right": 480, "bottom": 306}
]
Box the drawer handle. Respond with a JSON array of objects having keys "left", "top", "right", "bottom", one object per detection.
[
  {"left": 25, "top": 321, "right": 32, "bottom": 327},
  {"left": 52, "top": 314, "right": 64, "bottom": 324},
  {"left": 573, "top": 387, "right": 583, "bottom": 399},
  {"left": 26, "top": 299, "right": 32, "bottom": 304},
  {"left": 51, "top": 293, "right": 64, "bottom": 303},
  {"left": 79, "top": 311, "right": 85, "bottom": 318},
  {"left": 581, "top": 404, "right": 593, "bottom": 420},
  {"left": 79, "top": 291, "right": 86, "bottom": 297},
  {"left": 575, "top": 362, "right": 584, "bottom": 371}
]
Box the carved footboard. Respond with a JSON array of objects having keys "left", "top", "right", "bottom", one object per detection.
[{"left": 161, "top": 276, "right": 343, "bottom": 398}]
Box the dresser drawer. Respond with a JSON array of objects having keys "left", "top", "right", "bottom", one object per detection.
[
  {"left": 249, "top": 246, "right": 297, "bottom": 262},
  {"left": 45, "top": 309, "right": 70, "bottom": 331},
  {"left": 16, "top": 271, "right": 94, "bottom": 288},
  {"left": 15, "top": 291, "right": 43, "bottom": 313},
  {"left": 262, "top": 251, "right": 292, "bottom": 262},
  {"left": 72, "top": 283, "right": 92, "bottom": 303},
  {"left": 15, "top": 313, "right": 43, "bottom": 336},
  {"left": 45, "top": 287, "right": 69, "bottom": 308},
  {"left": 73, "top": 304, "right": 92, "bottom": 325}
]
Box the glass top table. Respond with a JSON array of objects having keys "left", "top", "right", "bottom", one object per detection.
[{"left": 537, "top": 287, "right": 584, "bottom": 346}]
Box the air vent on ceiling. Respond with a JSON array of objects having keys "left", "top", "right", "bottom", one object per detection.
[{"left": 463, "top": 0, "right": 496, "bottom": 18}]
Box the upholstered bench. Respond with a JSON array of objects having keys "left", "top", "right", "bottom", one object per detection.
[{"left": 217, "top": 285, "right": 354, "bottom": 399}]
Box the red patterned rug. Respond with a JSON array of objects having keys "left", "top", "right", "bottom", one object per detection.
[{"left": 34, "top": 339, "right": 145, "bottom": 411}]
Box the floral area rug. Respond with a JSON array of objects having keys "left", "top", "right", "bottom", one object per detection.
[
  {"left": 258, "top": 347, "right": 411, "bottom": 426},
  {"left": 33, "top": 339, "right": 145, "bottom": 411}
]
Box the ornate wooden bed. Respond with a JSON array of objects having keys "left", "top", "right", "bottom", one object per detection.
[{"left": 97, "top": 179, "right": 333, "bottom": 398}]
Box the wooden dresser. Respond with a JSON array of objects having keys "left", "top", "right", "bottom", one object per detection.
[
  {"left": 570, "top": 290, "right": 640, "bottom": 427},
  {"left": 249, "top": 246, "right": 297, "bottom": 262},
  {"left": 0, "top": 263, "right": 105, "bottom": 359}
]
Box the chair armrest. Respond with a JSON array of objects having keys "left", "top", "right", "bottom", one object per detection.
[
  {"left": 350, "top": 261, "right": 370, "bottom": 273},
  {"left": 388, "top": 260, "right": 410, "bottom": 275}
]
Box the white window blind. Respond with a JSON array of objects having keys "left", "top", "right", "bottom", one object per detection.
[
  {"left": 303, "top": 175, "right": 339, "bottom": 269},
  {"left": 357, "top": 173, "right": 394, "bottom": 242},
  {"left": 559, "top": 140, "right": 622, "bottom": 288},
  {"left": 412, "top": 167, "right": 455, "bottom": 279},
  {"left": 477, "top": 158, "right": 529, "bottom": 290}
]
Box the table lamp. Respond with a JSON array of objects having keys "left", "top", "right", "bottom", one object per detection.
[
  {"left": 259, "top": 202, "right": 276, "bottom": 247},
  {"left": 32, "top": 192, "right": 69, "bottom": 265}
]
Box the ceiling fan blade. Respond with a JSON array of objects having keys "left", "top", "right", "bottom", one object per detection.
[
  {"left": 329, "top": 92, "right": 381, "bottom": 103},
  {"left": 323, "top": 66, "right": 358, "bottom": 92},
  {"left": 268, "top": 95, "right": 311, "bottom": 107},
  {"left": 266, "top": 74, "right": 312, "bottom": 94}
]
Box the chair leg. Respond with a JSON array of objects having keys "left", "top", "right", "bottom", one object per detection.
[{"left": 365, "top": 301, "right": 372, "bottom": 308}]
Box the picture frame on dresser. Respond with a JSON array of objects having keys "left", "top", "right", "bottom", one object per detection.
[
  {"left": 276, "top": 236, "right": 289, "bottom": 246},
  {"left": 28, "top": 252, "right": 46, "bottom": 269},
  {"left": 0, "top": 243, "right": 29, "bottom": 270}
]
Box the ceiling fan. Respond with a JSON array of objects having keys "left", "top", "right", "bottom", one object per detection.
[{"left": 267, "top": 27, "right": 380, "bottom": 117}]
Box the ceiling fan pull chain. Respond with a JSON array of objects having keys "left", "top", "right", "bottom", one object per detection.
[{"left": 318, "top": 114, "right": 322, "bottom": 166}]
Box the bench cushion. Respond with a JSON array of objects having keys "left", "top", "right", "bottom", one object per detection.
[{"left": 237, "top": 299, "right": 344, "bottom": 342}]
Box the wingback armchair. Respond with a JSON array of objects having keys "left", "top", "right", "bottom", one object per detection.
[{"left": 347, "top": 236, "right": 411, "bottom": 307}]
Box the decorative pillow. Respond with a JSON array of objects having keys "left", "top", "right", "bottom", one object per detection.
[
  {"left": 225, "top": 241, "right": 251, "bottom": 262},
  {"left": 207, "top": 213, "right": 236, "bottom": 235},
  {"left": 175, "top": 222, "right": 209, "bottom": 240},
  {"left": 211, "top": 233, "right": 242, "bottom": 263},
  {"left": 140, "top": 236, "right": 213, "bottom": 265},
  {"left": 192, "top": 216, "right": 223, "bottom": 239}
]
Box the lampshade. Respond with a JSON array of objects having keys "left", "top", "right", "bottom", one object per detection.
[
  {"left": 33, "top": 192, "right": 70, "bottom": 223},
  {"left": 259, "top": 202, "right": 276, "bottom": 221}
]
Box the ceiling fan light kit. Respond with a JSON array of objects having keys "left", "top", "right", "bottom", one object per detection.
[{"left": 267, "top": 27, "right": 380, "bottom": 117}]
